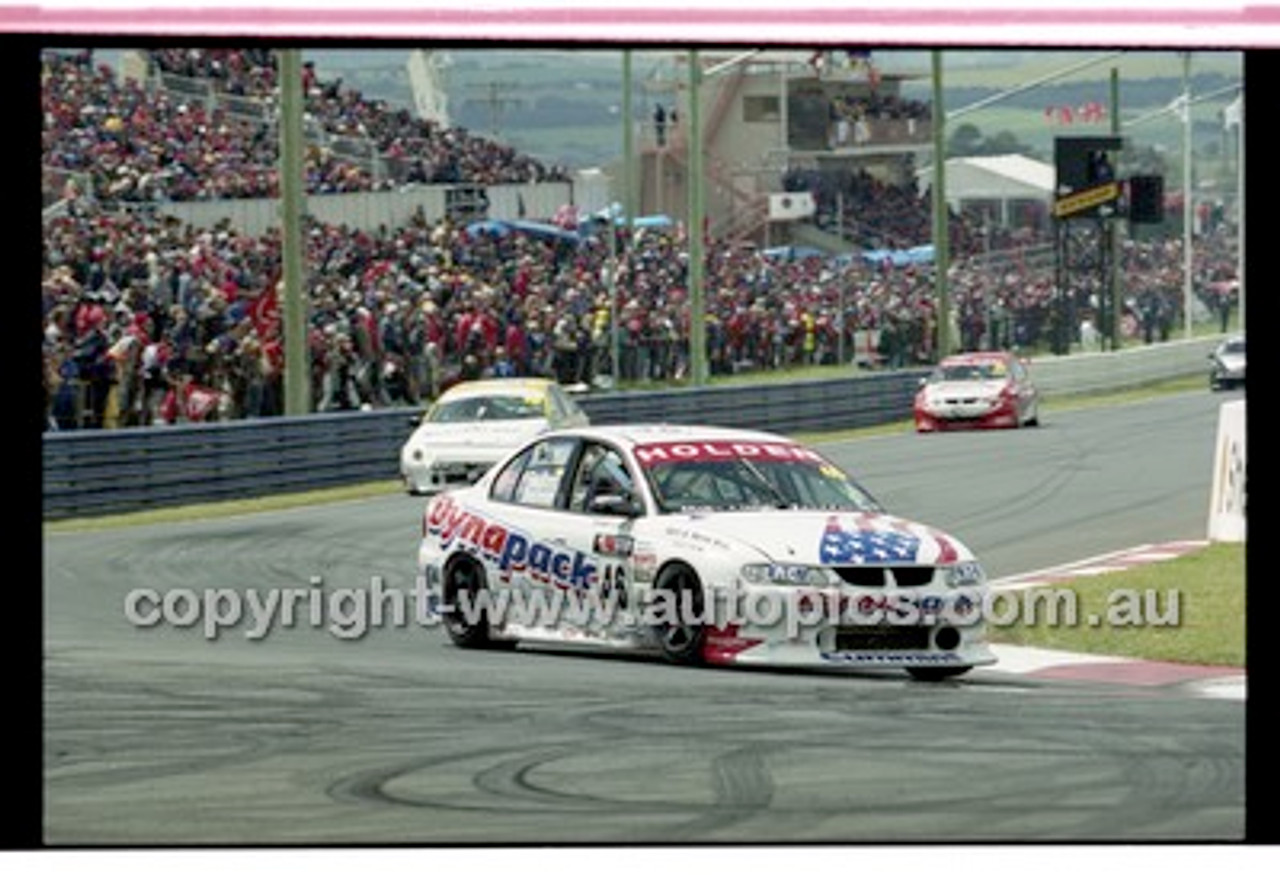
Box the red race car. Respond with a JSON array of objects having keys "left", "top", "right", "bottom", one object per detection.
[{"left": 914, "top": 351, "right": 1041, "bottom": 432}]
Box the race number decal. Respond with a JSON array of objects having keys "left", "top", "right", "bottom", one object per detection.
[{"left": 601, "top": 564, "right": 628, "bottom": 606}]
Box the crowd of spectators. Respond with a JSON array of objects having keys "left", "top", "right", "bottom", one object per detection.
[
  {"left": 827, "top": 93, "right": 931, "bottom": 147},
  {"left": 42, "top": 49, "right": 571, "bottom": 208},
  {"left": 784, "top": 166, "right": 1002, "bottom": 256},
  {"left": 41, "top": 48, "right": 1241, "bottom": 432}
]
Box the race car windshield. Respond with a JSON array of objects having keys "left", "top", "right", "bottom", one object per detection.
[
  {"left": 933, "top": 362, "right": 1005, "bottom": 382},
  {"left": 634, "top": 441, "right": 883, "bottom": 514},
  {"left": 427, "top": 395, "right": 546, "bottom": 423}
]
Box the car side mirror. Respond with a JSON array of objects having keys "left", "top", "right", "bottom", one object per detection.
[{"left": 589, "top": 494, "right": 641, "bottom": 518}]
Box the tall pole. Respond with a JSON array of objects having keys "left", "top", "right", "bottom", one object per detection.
[
  {"left": 930, "top": 50, "right": 951, "bottom": 360},
  {"left": 1182, "top": 51, "right": 1194, "bottom": 338},
  {"left": 836, "top": 190, "right": 846, "bottom": 367},
  {"left": 610, "top": 50, "right": 633, "bottom": 386},
  {"left": 687, "top": 50, "right": 708, "bottom": 386},
  {"left": 1110, "top": 67, "right": 1123, "bottom": 351},
  {"left": 279, "top": 48, "right": 309, "bottom": 415},
  {"left": 606, "top": 204, "right": 618, "bottom": 387},
  {"left": 1236, "top": 86, "right": 1244, "bottom": 331}
]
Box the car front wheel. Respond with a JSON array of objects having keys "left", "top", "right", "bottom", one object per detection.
[
  {"left": 442, "top": 556, "right": 514, "bottom": 650},
  {"left": 649, "top": 563, "right": 708, "bottom": 665}
]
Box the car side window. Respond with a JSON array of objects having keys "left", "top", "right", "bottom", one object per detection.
[
  {"left": 568, "top": 443, "right": 637, "bottom": 514},
  {"left": 490, "top": 447, "right": 532, "bottom": 503},
  {"left": 511, "top": 438, "right": 578, "bottom": 509}
]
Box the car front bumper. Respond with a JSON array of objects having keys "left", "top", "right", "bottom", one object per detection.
[
  {"left": 915, "top": 400, "right": 1018, "bottom": 431},
  {"left": 694, "top": 582, "right": 997, "bottom": 672},
  {"left": 401, "top": 456, "right": 497, "bottom": 495}
]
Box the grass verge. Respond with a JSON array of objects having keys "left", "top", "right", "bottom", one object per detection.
[
  {"left": 987, "top": 542, "right": 1245, "bottom": 667},
  {"left": 44, "top": 480, "right": 404, "bottom": 534}
]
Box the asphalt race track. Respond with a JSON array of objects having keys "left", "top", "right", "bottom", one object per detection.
[{"left": 42, "top": 390, "right": 1246, "bottom": 844}]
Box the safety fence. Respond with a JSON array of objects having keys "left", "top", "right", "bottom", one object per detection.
[{"left": 43, "top": 335, "right": 1226, "bottom": 520}]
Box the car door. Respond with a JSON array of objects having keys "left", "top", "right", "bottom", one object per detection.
[
  {"left": 483, "top": 434, "right": 589, "bottom": 604},
  {"left": 559, "top": 439, "right": 645, "bottom": 626}
]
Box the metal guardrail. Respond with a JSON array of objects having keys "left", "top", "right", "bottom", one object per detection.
[
  {"left": 42, "top": 336, "right": 1227, "bottom": 520},
  {"left": 1024, "top": 335, "right": 1228, "bottom": 397}
]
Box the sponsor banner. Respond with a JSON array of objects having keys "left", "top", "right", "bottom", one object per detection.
[
  {"left": 1053, "top": 181, "right": 1120, "bottom": 218},
  {"left": 768, "top": 191, "right": 816, "bottom": 221},
  {"left": 425, "top": 496, "right": 598, "bottom": 593},
  {"left": 1207, "top": 400, "right": 1246, "bottom": 542},
  {"left": 633, "top": 440, "right": 826, "bottom": 466}
]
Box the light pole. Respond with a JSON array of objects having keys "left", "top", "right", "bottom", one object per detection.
[
  {"left": 931, "top": 50, "right": 951, "bottom": 360},
  {"left": 279, "top": 48, "right": 309, "bottom": 415},
  {"left": 1182, "top": 51, "right": 1194, "bottom": 338},
  {"left": 1110, "top": 66, "right": 1123, "bottom": 351},
  {"left": 608, "top": 50, "right": 633, "bottom": 387},
  {"left": 687, "top": 50, "right": 708, "bottom": 386},
  {"left": 1235, "top": 87, "right": 1244, "bottom": 330}
]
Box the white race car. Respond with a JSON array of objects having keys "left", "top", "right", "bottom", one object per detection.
[
  {"left": 417, "top": 424, "right": 996, "bottom": 681},
  {"left": 400, "top": 377, "right": 590, "bottom": 495},
  {"left": 1208, "top": 334, "right": 1245, "bottom": 391}
]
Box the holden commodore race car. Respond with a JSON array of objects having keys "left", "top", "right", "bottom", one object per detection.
[
  {"left": 417, "top": 424, "right": 996, "bottom": 681},
  {"left": 914, "top": 351, "right": 1040, "bottom": 432},
  {"left": 400, "top": 377, "right": 590, "bottom": 495}
]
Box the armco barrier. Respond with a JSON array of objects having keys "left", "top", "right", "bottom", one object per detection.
[
  {"left": 1022, "top": 334, "right": 1227, "bottom": 397},
  {"left": 42, "top": 335, "right": 1226, "bottom": 520}
]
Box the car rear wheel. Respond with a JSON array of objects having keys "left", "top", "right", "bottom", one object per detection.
[
  {"left": 442, "top": 555, "right": 515, "bottom": 650},
  {"left": 649, "top": 563, "right": 707, "bottom": 665},
  {"left": 906, "top": 666, "right": 973, "bottom": 682}
]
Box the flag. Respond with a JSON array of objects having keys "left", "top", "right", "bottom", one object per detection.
[
  {"left": 249, "top": 270, "right": 282, "bottom": 342},
  {"left": 819, "top": 515, "right": 921, "bottom": 565},
  {"left": 768, "top": 192, "right": 816, "bottom": 221}
]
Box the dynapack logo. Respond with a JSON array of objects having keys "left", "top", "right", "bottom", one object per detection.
[{"left": 426, "top": 496, "right": 598, "bottom": 593}]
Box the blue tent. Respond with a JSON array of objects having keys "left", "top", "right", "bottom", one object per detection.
[
  {"left": 505, "top": 219, "right": 581, "bottom": 245},
  {"left": 861, "top": 244, "right": 935, "bottom": 267},
  {"left": 761, "top": 245, "right": 827, "bottom": 261},
  {"left": 584, "top": 204, "right": 674, "bottom": 231},
  {"left": 465, "top": 218, "right": 581, "bottom": 246},
  {"left": 465, "top": 220, "right": 512, "bottom": 238},
  {"left": 633, "top": 214, "right": 674, "bottom": 229}
]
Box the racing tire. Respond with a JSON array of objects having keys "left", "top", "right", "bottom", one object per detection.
[
  {"left": 441, "top": 555, "right": 515, "bottom": 651},
  {"left": 906, "top": 666, "right": 973, "bottom": 682},
  {"left": 649, "top": 563, "right": 708, "bottom": 666}
]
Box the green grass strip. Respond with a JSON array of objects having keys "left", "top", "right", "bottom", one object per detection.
[{"left": 987, "top": 542, "right": 1245, "bottom": 667}]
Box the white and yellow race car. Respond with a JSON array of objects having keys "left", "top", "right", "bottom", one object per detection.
[{"left": 400, "top": 377, "right": 590, "bottom": 495}]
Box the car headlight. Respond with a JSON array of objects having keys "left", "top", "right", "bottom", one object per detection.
[
  {"left": 945, "top": 561, "right": 986, "bottom": 588},
  {"left": 740, "top": 563, "right": 833, "bottom": 587}
]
